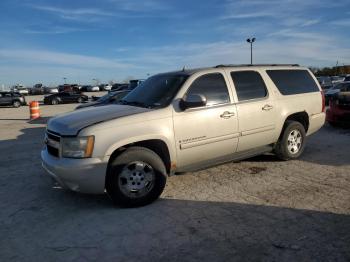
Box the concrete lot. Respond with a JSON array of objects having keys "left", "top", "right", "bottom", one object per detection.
[{"left": 0, "top": 96, "right": 349, "bottom": 261}]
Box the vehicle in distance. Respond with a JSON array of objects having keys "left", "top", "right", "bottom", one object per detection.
[
  {"left": 99, "top": 84, "right": 112, "bottom": 91},
  {"left": 316, "top": 76, "right": 333, "bottom": 90},
  {"left": 12, "top": 85, "right": 29, "bottom": 96},
  {"left": 324, "top": 82, "right": 350, "bottom": 105},
  {"left": 76, "top": 90, "right": 130, "bottom": 110},
  {"left": 44, "top": 87, "right": 59, "bottom": 94},
  {"left": 41, "top": 65, "right": 325, "bottom": 207},
  {"left": 44, "top": 92, "right": 88, "bottom": 105},
  {"left": 0, "top": 92, "right": 26, "bottom": 107},
  {"left": 111, "top": 83, "right": 129, "bottom": 91},
  {"left": 326, "top": 92, "right": 350, "bottom": 126},
  {"left": 30, "top": 83, "right": 45, "bottom": 95}
]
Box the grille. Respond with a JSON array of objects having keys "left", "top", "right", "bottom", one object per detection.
[{"left": 46, "top": 130, "right": 61, "bottom": 157}]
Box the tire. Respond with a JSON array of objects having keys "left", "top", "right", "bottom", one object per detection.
[
  {"left": 51, "top": 99, "right": 58, "bottom": 105},
  {"left": 274, "top": 120, "right": 306, "bottom": 160},
  {"left": 13, "top": 101, "right": 21, "bottom": 108},
  {"left": 77, "top": 97, "right": 83, "bottom": 103},
  {"left": 106, "top": 147, "right": 167, "bottom": 207}
]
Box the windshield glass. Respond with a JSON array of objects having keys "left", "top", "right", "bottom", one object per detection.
[
  {"left": 97, "top": 92, "right": 115, "bottom": 102},
  {"left": 120, "top": 74, "right": 188, "bottom": 108}
]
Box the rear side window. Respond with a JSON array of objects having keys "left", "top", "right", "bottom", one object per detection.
[
  {"left": 267, "top": 70, "right": 319, "bottom": 95},
  {"left": 187, "top": 73, "right": 230, "bottom": 106},
  {"left": 230, "top": 71, "right": 267, "bottom": 101}
]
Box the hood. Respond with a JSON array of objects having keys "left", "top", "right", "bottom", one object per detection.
[{"left": 48, "top": 104, "right": 151, "bottom": 135}]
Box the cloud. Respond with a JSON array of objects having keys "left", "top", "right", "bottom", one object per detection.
[
  {"left": 31, "top": 5, "right": 114, "bottom": 21},
  {"left": 24, "top": 26, "right": 85, "bottom": 34},
  {"left": 0, "top": 49, "right": 132, "bottom": 69}
]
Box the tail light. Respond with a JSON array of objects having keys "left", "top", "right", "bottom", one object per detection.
[{"left": 321, "top": 91, "right": 325, "bottom": 112}]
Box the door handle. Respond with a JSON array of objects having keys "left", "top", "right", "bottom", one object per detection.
[
  {"left": 220, "top": 111, "right": 235, "bottom": 119},
  {"left": 262, "top": 104, "right": 273, "bottom": 111}
]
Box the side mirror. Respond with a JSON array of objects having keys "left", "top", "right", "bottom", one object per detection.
[{"left": 179, "top": 94, "right": 207, "bottom": 110}]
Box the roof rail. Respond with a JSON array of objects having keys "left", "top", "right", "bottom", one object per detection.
[{"left": 214, "top": 64, "right": 300, "bottom": 68}]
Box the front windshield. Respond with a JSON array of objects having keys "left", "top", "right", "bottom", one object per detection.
[{"left": 119, "top": 74, "right": 188, "bottom": 108}]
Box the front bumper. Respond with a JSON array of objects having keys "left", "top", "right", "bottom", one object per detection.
[{"left": 41, "top": 149, "right": 108, "bottom": 194}]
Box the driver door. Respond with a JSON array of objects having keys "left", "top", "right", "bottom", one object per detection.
[{"left": 173, "top": 72, "right": 239, "bottom": 170}]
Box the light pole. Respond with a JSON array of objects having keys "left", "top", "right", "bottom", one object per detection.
[
  {"left": 63, "top": 77, "right": 67, "bottom": 84},
  {"left": 246, "top": 38, "right": 256, "bottom": 65}
]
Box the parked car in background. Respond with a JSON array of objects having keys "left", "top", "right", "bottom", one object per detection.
[
  {"left": 111, "top": 83, "right": 129, "bottom": 91},
  {"left": 87, "top": 86, "right": 100, "bottom": 92},
  {"left": 324, "top": 82, "right": 350, "bottom": 105},
  {"left": 12, "top": 85, "right": 29, "bottom": 96},
  {"left": 331, "top": 76, "right": 345, "bottom": 84},
  {"left": 344, "top": 75, "right": 350, "bottom": 82},
  {"left": 42, "top": 64, "right": 325, "bottom": 207},
  {"left": 75, "top": 90, "right": 130, "bottom": 110},
  {"left": 44, "top": 87, "right": 59, "bottom": 94},
  {"left": 30, "top": 83, "right": 45, "bottom": 95},
  {"left": 58, "top": 84, "right": 80, "bottom": 93},
  {"left": 326, "top": 92, "right": 350, "bottom": 126},
  {"left": 317, "top": 76, "right": 333, "bottom": 90},
  {"left": 0, "top": 92, "right": 26, "bottom": 107},
  {"left": 44, "top": 92, "right": 88, "bottom": 105},
  {"left": 99, "top": 84, "right": 112, "bottom": 91}
]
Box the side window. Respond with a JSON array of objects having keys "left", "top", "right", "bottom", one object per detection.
[
  {"left": 186, "top": 73, "right": 230, "bottom": 106},
  {"left": 266, "top": 70, "right": 319, "bottom": 95},
  {"left": 230, "top": 71, "right": 267, "bottom": 101}
]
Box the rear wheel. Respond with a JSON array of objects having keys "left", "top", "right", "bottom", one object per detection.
[
  {"left": 13, "top": 101, "right": 21, "bottom": 108},
  {"left": 274, "top": 120, "right": 306, "bottom": 160},
  {"left": 77, "top": 97, "right": 83, "bottom": 103},
  {"left": 106, "top": 147, "right": 167, "bottom": 207}
]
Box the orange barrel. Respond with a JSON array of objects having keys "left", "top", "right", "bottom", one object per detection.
[{"left": 29, "top": 101, "right": 40, "bottom": 120}]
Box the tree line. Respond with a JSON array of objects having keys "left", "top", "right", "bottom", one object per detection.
[{"left": 310, "top": 65, "right": 350, "bottom": 76}]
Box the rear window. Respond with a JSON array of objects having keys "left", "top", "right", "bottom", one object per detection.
[{"left": 266, "top": 70, "right": 319, "bottom": 95}]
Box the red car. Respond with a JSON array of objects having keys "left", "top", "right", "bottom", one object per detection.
[{"left": 326, "top": 92, "right": 350, "bottom": 126}]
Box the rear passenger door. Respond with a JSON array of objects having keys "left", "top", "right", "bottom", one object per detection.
[{"left": 229, "top": 70, "right": 277, "bottom": 152}]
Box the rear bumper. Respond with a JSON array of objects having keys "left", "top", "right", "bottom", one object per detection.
[
  {"left": 307, "top": 112, "right": 326, "bottom": 135},
  {"left": 41, "top": 149, "right": 108, "bottom": 194}
]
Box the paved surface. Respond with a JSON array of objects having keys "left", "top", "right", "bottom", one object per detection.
[{"left": 0, "top": 100, "right": 349, "bottom": 261}]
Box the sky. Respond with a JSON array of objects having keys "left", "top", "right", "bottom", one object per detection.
[{"left": 0, "top": 0, "right": 349, "bottom": 86}]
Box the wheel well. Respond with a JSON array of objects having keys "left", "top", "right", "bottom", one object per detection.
[
  {"left": 285, "top": 112, "right": 309, "bottom": 132},
  {"left": 107, "top": 139, "right": 171, "bottom": 175}
]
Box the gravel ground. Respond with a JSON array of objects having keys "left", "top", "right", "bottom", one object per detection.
[{"left": 0, "top": 97, "right": 349, "bottom": 261}]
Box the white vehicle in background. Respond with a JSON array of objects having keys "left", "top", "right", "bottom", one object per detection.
[
  {"left": 87, "top": 86, "right": 100, "bottom": 92},
  {"left": 12, "top": 85, "right": 29, "bottom": 96},
  {"left": 103, "top": 84, "right": 112, "bottom": 91},
  {"left": 331, "top": 76, "right": 345, "bottom": 84}
]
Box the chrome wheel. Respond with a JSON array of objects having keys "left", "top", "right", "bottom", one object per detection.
[
  {"left": 287, "top": 129, "right": 302, "bottom": 154},
  {"left": 118, "top": 161, "right": 155, "bottom": 199}
]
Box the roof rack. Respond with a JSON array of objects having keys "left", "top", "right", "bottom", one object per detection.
[{"left": 214, "top": 64, "right": 300, "bottom": 68}]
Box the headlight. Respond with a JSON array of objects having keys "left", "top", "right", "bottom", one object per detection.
[{"left": 61, "top": 136, "right": 94, "bottom": 158}]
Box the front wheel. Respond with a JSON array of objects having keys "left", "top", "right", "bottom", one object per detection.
[
  {"left": 77, "top": 97, "right": 83, "bottom": 103},
  {"left": 274, "top": 120, "right": 306, "bottom": 160},
  {"left": 51, "top": 99, "right": 59, "bottom": 105},
  {"left": 106, "top": 147, "right": 167, "bottom": 207},
  {"left": 13, "top": 101, "right": 21, "bottom": 108}
]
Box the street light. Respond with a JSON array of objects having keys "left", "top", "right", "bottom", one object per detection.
[
  {"left": 246, "top": 37, "right": 256, "bottom": 65},
  {"left": 63, "top": 77, "right": 67, "bottom": 84}
]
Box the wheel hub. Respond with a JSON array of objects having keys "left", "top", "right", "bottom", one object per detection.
[
  {"left": 287, "top": 129, "right": 302, "bottom": 154},
  {"left": 118, "top": 161, "right": 155, "bottom": 198}
]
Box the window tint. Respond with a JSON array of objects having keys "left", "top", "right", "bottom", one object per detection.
[
  {"left": 187, "top": 73, "right": 229, "bottom": 106},
  {"left": 230, "top": 71, "right": 267, "bottom": 101},
  {"left": 267, "top": 70, "right": 319, "bottom": 95}
]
